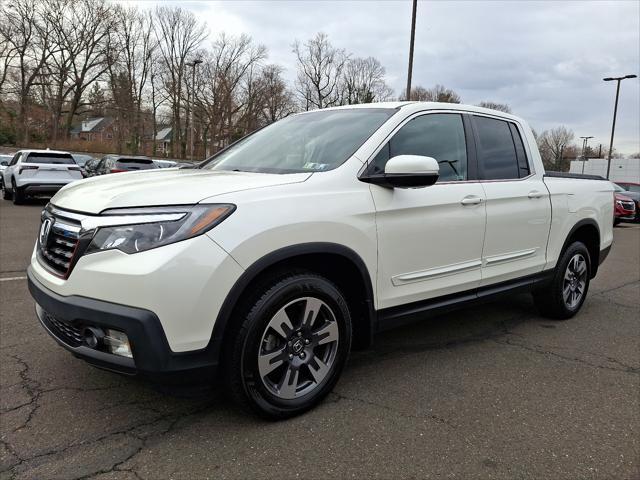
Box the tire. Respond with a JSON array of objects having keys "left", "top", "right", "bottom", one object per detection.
[
  {"left": 533, "top": 241, "right": 591, "bottom": 320},
  {"left": 1, "top": 178, "right": 11, "bottom": 200},
  {"left": 224, "top": 271, "right": 352, "bottom": 419},
  {"left": 613, "top": 218, "right": 621, "bottom": 227},
  {"left": 12, "top": 179, "right": 24, "bottom": 205}
]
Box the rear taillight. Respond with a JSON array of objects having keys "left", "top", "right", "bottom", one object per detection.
[
  {"left": 110, "top": 169, "right": 126, "bottom": 173},
  {"left": 18, "top": 165, "right": 39, "bottom": 174}
]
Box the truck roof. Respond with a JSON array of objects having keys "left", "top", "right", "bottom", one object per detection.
[{"left": 312, "top": 101, "right": 524, "bottom": 123}]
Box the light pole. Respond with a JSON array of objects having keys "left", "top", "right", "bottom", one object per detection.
[
  {"left": 579, "top": 136, "right": 593, "bottom": 174},
  {"left": 603, "top": 74, "right": 637, "bottom": 179},
  {"left": 187, "top": 59, "right": 203, "bottom": 161},
  {"left": 405, "top": 0, "right": 417, "bottom": 100}
]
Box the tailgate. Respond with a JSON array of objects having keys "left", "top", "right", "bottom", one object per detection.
[{"left": 20, "top": 163, "right": 83, "bottom": 181}]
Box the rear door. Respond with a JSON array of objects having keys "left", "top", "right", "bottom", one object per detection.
[{"left": 471, "top": 115, "right": 551, "bottom": 286}]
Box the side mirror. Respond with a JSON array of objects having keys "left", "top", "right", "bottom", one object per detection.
[{"left": 362, "top": 155, "right": 439, "bottom": 188}]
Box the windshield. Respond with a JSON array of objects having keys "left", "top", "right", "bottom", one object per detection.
[
  {"left": 613, "top": 183, "right": 627, "bottom": 193},
  {"left": 202, "top": 108, "right": 396, "bottom": 174}
]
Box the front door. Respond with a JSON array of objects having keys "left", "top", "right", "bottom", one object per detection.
[{"left": 367, "top": 112, "right": 487, "bottom": 309}]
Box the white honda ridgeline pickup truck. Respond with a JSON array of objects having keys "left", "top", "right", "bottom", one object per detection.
[{"left": 28, "top": 102, "right": 614, "bottom": 418}]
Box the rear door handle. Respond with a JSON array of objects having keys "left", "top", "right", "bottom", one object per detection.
[
  {"left": 528, "top": 191, "right": 544, "bottom": 199},
  {"left": 460, "top": 196, "right": 484, "bottom": 206}
]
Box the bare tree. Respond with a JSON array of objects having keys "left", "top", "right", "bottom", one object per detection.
[
  {"left": 405, "top": 84, "right": 461, "bottom": 103},
  {"left": 478, "top": 101, "right": 512, "bottom": 113},
  {"left": 153, "top": 5, "right": 206, "bottom": 158},
  {"left": 341, "top": 56, "right": 393, "bottom": 104},
  {"left": 1, "top": 0, "right": 58, "bottom": 142},
  {"left": 41, "top": 0, "right": 118, "bottom": 140},
  {"left": 537, "top": 126, "right": 575, "bottom": 170},
  {"left": 293, "top": 33, "right": 347, "bottom": 110},
  {"left": 259, "top": 64, "right": 296, "bottom": 123},
  {"left": 107, "top": 5, "right": 156, "bottom": 152},
  {"left": 197, "top": 34, "right": 266, "bottom": 151}
]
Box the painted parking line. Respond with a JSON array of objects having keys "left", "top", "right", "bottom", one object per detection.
[{"left": 0, "top": 276, "right": 27, "bottom": 282}]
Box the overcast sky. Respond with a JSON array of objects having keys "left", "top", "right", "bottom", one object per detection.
[{"left": 127, "top": 0, "right": 639, "bottom": 154}]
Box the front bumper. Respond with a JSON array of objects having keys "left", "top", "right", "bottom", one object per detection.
[{"left": 28, "top": 268, "right": 220, "bottom": 382}]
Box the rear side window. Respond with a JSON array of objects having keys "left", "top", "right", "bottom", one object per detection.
[
  {"left": 25, "top": 153, "right": 76, "bottom": 165},
  {"left": 473, "top": 116, "right": 519, "bottom": 180},
  {"left": 116, "top": 159, "right": 156, "bottom": 170},
  {"left": 370, "top": 113, "right": 468, "bottom": 181}
]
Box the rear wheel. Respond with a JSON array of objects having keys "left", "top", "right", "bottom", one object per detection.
[
  {"left": 12, "top": 179, "right": 24, "bottom": 205},
  {"left": 224, "top": 271, "right": 352, "bottom": 419},
  {"left": 534, "top": 241, "right": 591, "bottom": 320}
]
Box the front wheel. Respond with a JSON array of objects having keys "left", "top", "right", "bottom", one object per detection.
[
  {"left": 1, "top": 178, "right": 11, "bottom": 200},
  {"left": 534, "top": 241, "right": 591, "bottom": 320},
  {"left": 224, "top": 272, "right": 352, "bottom": 419}
]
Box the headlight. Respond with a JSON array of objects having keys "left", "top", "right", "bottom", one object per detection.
[{"left": 85, "top": 204, "right": 235, "bottom": 254}]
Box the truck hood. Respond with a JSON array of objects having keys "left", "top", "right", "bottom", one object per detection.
[{"left": 51, "top": 168, "right": 312, "bottom": 214}]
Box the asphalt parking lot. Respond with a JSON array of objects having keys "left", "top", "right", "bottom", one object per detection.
[{"left": 1, "top": 199, "right": 638, "bottom": 480}]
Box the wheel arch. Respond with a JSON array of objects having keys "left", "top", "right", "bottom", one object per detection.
[
  {"left": 561, "top": 218, "right": 601, "bottom": 278},
  {"left": 210, "top": 243, "right": 377, "bottom": 362}
]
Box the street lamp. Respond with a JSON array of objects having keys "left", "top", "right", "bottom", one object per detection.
[
  {"left": 603, "top": 74, "right": 637, "bottom": 179},
  {"left": 187, "top": 59, "right": 203, "bottom": 161},
  {"left": 579, "top": 135, "right": 593, "bottom": 174}
]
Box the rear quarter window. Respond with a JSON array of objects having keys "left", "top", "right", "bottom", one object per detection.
[{"left": 25, "top": 153, "right": 76, "bottom": 165}]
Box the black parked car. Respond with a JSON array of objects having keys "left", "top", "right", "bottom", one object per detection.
[
  {"left": 94, "top": 155, "right": 158, "bottom": 175},
  {"left": 84, "top": 157, "right": 101, "bottom": 177}
]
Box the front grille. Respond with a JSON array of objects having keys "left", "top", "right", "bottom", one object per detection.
[
  {"left": 41, "top": 309, "right": 83, "bottom": 347},
  {"left": 620, "top": 201, "right": 636, "bottom": 211},
  {"left": 37, "top": 207, "right": 81, "bottom": 278}
]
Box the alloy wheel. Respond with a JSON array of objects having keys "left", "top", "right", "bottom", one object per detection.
[
  {"left": 563, "top": 253, "right": 587, "bottom": 309},
  {"left": 257, "top": 296, "right": 339, "bottom": 400}
]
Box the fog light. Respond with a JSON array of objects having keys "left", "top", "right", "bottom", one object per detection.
[{"left": 103, "top": 329, "right": 133, "bottom": 358}]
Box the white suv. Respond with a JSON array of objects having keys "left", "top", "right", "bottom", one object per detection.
[
  {"left": 28, "top": 103, "right": 613, "bottom": 418},
  {"left": 2, "top": 149, "right": 83, "bottom": 204}
]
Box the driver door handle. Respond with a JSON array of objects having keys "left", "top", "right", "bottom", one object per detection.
[
  {"left": 460, "top": 196, "right": 484, "bottom": 206},
  {"left": 528, "top": 190, "right": 544, "bottom": 199}
]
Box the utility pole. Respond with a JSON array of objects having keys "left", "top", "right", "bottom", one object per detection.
[
  {"left": 603, "top": 74, "right": 637, "bottom": 178},
  {"left": 579, "top": 136, "right": 593, "bottom": 174},
  {"left": 187, "top": 59, "right": 203, "bottom": 161},
  {"left": 405, "top": 0, "right": 417, "bottom": 100}
]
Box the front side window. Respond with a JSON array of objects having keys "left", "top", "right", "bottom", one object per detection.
[
  {"left": 370, "top": 113, "right": 468, "bottom": 182},
  {"left": 474, "top": 116, "right": 519, "bottom": 180},
  {"left": 202, "top": 108, "right": 396, "bottom": 174}
]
